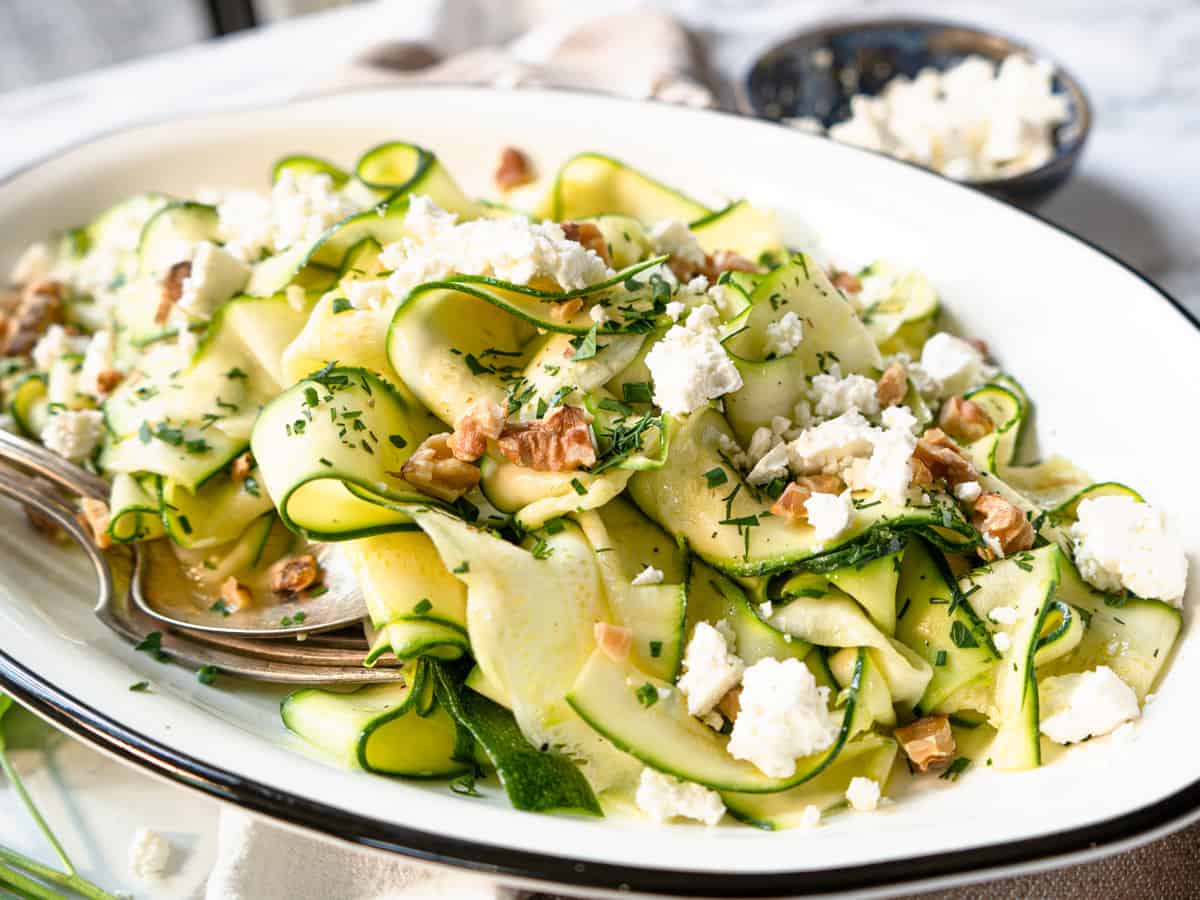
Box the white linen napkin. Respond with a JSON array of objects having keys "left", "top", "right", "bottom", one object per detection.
[{"left": 205, "top": 6, "right": 711, "bottom": 899}]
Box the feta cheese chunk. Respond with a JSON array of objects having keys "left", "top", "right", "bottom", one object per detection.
[
  {"left": 648, "top": 219, "right": 706, "bottom": 268},
  {"left": 632, "top": 565, "right": 665, "bottom": 586},
  {"left": 78, "top": 329, "right": 116, "bottom": 397},
  {"left": 727, "top": 657, "right": 839, "bottom": 778},
  {"left": 644, "top": 305, "right": 743, "bottom": 415},
  {"left": 381, "top": 196, "right": 611, "bottom": 297},
  {"left": 41, "top": 409, "right": 104, "bottom": 462},
  {"left": 809, "top": 367, "right": 879, "bottom": 418},
  {"left": 764, "top": 311, "right": 805, "bottom": 357},
  {"left": 589, "top": 303, "right": 609, "bottom": 324},
  {"left": 919, "top": 332, "right": 987, "bottom": 397},
  {"left": 992, "top": 631, "right": 1012, "bottom": 654},
  {"left": 31, "top": 324, "right": 86, "bottom": 372},
  {"left": 128, "top": 827, "right": 170, "bottom": 881},
  {"left": 1039, "top": 666, "right": 1140, "bottom": 745},
  {"left": 635, "top": 768, "right": 725, "bottom": 826},
  {"left": 1070, "top": 496, "right": 1187, "bottom": 606},
  {"left": 845, "top": 777, "right": 882, "bottom": 811},
  {"left": 805, "top": 489, "right": 854, "bottom": 541},
  {"left": 988, "top": 605, "right": 1020, "bottom": 626},
  {"left": 677, "top": 622, "right": 744, "bottom": 717},
  {"left": 954, "top": 480, "right": 983, "bottom": 502},
  {"left": 177, "top": 242, "right": 250, "bottom": 319}
]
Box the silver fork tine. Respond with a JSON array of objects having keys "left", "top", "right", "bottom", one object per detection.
[{"left": 0, "top": 464, "right": 400, "bottom": 684}]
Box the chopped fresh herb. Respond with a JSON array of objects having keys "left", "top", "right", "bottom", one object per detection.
[
  {"left": 134, "top": 631, "right": 170, "bottom": 663},
  {"left": 389, "top": 434, "right": 408, "bottom": 449},
  {"left": 210, "top": 600, "right": 232, "bottom": 617},
  {"left": 129, "top": 681, "right": 150, "bottom": 692},
  {"left": 453, "top": 561, "right": 470, "bottom": 574},
  {"left": 243, "top": 475, "right": 261, "bottom": 497},
  {"left": 138, "top": 421, "right": 152, "bottom": 444},
  {"left": 703, "top": 467, "right": 728, "bottom": 489},
  {"left": 569, "top": 324, "right": 600, "bottom": 361},
  {"left": 950, "top": 621, "right": 979, "bottom": 649},
  {"left": 450, "top": 772, "right": 483, "bottom": 797},
  {"left": 940, "top": 757, "right": 971, "bottom": 781},
  {"left": 413, "top": 598, "right": 433, "bottom": 615},
  {"left": 225, "top": 367, "right": 248, "bottom": 380},
  {"left": 622, "top": 382, "right": 653, "bottom": 404},
  {"left": 635, "top": 683, "right": 659, "bottom": 708},
  {"left": 176, "top": 515, "right": 192, "bottom": 535},
  {"left": 570, "top": 478, "right": 587, "bottom": 496},
  {"left": 598, "top": 397, "right": 633, "bottom": 417},
  {"left": 649, "top": 640, "right": 663, "bottom": 658},
  {"left": 765, "top": 477, "right": 787, "bottom": 499},
  {"left": 530, "top": 538, "right": 553, "bottom": 560},
  {"left": 934, "top": 650, "right": 948, "bottom": 666},
  {"left": 464, "top": 354, "right": 494, "bottom": 376},
  {"left": 331, "top": 297, "right": 353, "bottom": 314},
  {"left": 543, "top": 518, "right": 565, "bottom": 535},
  {"left": 719, "top": 514, "right": 759, "bottom": 528},
  {"left": 196, "top": 665, "right": 219, "bottom": 685},
  {"left": 304, "top": 386, "right": 319, "bottom": 407},
  {"left": 543, "top": 364, "right": 560, "bottom": 376}
]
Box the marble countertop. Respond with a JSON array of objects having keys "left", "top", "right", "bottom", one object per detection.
[{"left": 0, "top": 1, "right": 1196, "bottom": 896}]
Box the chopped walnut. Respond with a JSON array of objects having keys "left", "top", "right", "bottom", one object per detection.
[
  {"left": 220, "top": 577, "right": 252, "bottom": 612},
  {"left": 549, "top": 297, "right": 584, "bottom": 323},
  {"left": 876, "top": 362, "right": 908, "bottom": 408},
  {"left": 494, "top": 146, "right": 534, "bottom": 191},
  {"left": 912, "top": 427, "right": 977, "bottom": 486},
  {"left": 94, "top": 368, "right": 124, "bottom": 395},
  {"left": 965, "top": 337, "right": 990, "bottom": 358},
  {"left": 497, "top": 405, "right": 596, "bottom": 471},
  {"left": 910, "top": 457, "right": 933, "bottom": 488},
  {"left": 770, "top": 475, "right": 845, "bottom": 523},
  {"left": 938, "top": 396, "right": 994, "bottom": 444},
  {"left": 593, "top": 622, "right": 633, "bottom": 662},
  {"left": 230, "top": 451, "right": 254, "bottom": 482},
  {"left": 708, "top": 250, "right": 761, "bottom": 276},
  {"left": 79, "top": 497, "right": 113, "bottom": 550},
  {"left": 560, "top": 222, "right": 611, "bottom": 266},
  {"left": 895, "top": 715, "right": 957, "bottom": 773},
  {"left": 400, "top": 433, "right": 481, "bottom": 501},
  {"left": 269, "top": 553, "right": 322, "bottom": 594},
  {"left": 972, "top": 491, "right": 1034, "bottom": 560},
  {"left": 156, "top": 260, "right": 191, "bottom": 325},
  {"left": 829, "top": 269, "right": 863, "bottom": 294},
  {"left": 447, "top": 399, "right": 506, "bottom": 463},
  {"left": 717, "top": 686, "right": 742, "bottom": 721},
  {"left": 4, "top": 280, "right": 64, "bottom": 356}
]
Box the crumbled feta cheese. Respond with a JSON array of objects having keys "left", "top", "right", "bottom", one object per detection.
[
  {"left": 1071, "top": 496, "right": 1188, "bottom": 606},
  {"left": 664, "top": 300, "right": 687, "bottom": 322},
  {"left": 776, "top": 409, "right": 916, "bottom": 503},
  {"left": 845, "top": 777, "right": 882, "bottom": 811},
  {"left": 746, "top": 442, "right": 790, "bottom": 486},
  {"left": 31, "top": 325, "right": 86, "bottom": 372},
  {"left": 677, "top": 622, "right": 744, "bottom": 717},
  {"left": 589, "top": 303, "right": 609, "bottom": 324},
  {"left": 727, "top": 657, "right": 839, "bottom": 778},
  {"left": 632, "top": 565, "right": 665, "bottom": 586},
  {"left": 343, "top": 278, "right": 390, "bottom": 311},
  {"left": 686, "top": 275, "right": 710, "bottom": 294},
  {"left": 988, "top": 606, "right": 1019, "bottom": 626},
  {"left": 820, "top": 54, "right": 1068, "bottom": 181},
  {"left": 64, "top": 194, "right": 163, "bottom": 302},
  {"left": 787, "top": 410, "right": 877, "bottom": 472},
  {"left": 799, "top": 804, "right": 822, "bottom": 829},
  {"left": 764, "top": 311, "right": 804, "bottom": 357},
  {"left": 759, "top": 601, "right": 774, "bottom": 619},
  {"left": 644, "top": 304, "right": 743, "bottom": 415},
  {"left": 648, "top": 219, "right": 706, "bottom": 268},
  {"left": 381, "top": 196, "right": 611, "bottom": 297},
  {"left": 10, "top": 242, "right": 52, "bottom": 285},
  {"left": 41, "top": 409, "right": 104, "bottom": 462},
  {"left": 714, "top": 618, "right": 737, "bottom": 651},
  {"left": 880, "top": 404, "right": 918, "bottom": 433},
  {"left": 78, "top": 330, "right": 115, "bottom": 397},
  {"left": 809, "top": 366, "right": 879, "bottom": 418},
  {"left": 270, "top": 171, "right": 358, "bottom": 252},
  {"left": 992, "top": 631, "right": 1012, "bottom": 654},
  {"left": 863, "top": 423, "right": 916, "bottom": 503},
  {"left": 128, "top": 827, "right": 170, "bottom": 880},
  {"left": 982, "top": 532, "right": 1006, "bottom": 559},
  {"left": 177, "top": 242, "right": 250, "bottom": 319},
  {"left": 215, "top": 190, "right": 274, "bottom": 261},
  {"left": 1039, "top": 666, "right": 1140, "bottom": 745},
  {"left": 920, "top": 333, "right": 987, "bottom": 397},
  {"left": 635, "top": 768, "right": 725, "bottom": 826},
  {"left": 805, "top": 489, "right": 854, "bottom": 541},
  {"left": 954, "top": 480, "right": 982, "bottom": 502}
]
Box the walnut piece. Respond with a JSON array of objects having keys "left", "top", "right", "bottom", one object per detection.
[
  {"left": 269, "top": 553, "right": 322, "bottom": 594},
  {"left": 79, "top": 497, "right": 113, "bottom": 550},
  {"left": 496, "top": 405, "right": 596, "bottom": 471},
  {"left": 876, "top": 361, "right": 908, "bottom": 408},
  {"left": 447, "top": 399, "right": 506, "bottom": 463},
  {"left": 156, "top": 260, "right": 191, "bottom": 325},
  {"left": 895, "top": 715, "right": 957, "bottom": 773},
  {"left": 230, "top": 451, "right": 254, "bottom": 482},
  {"left": 400, "top": 433, "right": 481, "bottom": 501},
  {"left": 938, "top": 396, "right": 994, "bottom": 444},
  {"left": 668, "top": 249, "right": 762, "bottom": 284},
  {"left": 220, "top": 577, "right": 252, "bottom": 612},
  {"left": 829, "top": 268, "right": 863, "bottom": 294},
  {"left": 717, "top": 686, "right": 742, "bottom": 721},
  {"left": 912, "top": 427, "right": 977, "bottom": 486},
  {"left": 494, "top": 146, "right": 534, "bottom": 191},
  {"left": 593, "top": 622, "right": 633, "bottom": 662},
  {"left": 972, "top": 491, "right": 1034, "bottom": 560},
  {"left": 560, "top": 222, "right": 612, "bottom": 266},
  {"left": 770, "top": 474, "right": 844, "bottom": 523},
  {"left": 4, "top": 280, "right": 64, "bottom": 356},
  {"left": 94, "top": 368, "right": 124, "bottom": 395},
  {"left": 549, "top": 297, "right": 584, "bottom": 323}
]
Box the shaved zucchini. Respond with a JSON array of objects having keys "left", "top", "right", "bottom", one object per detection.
[{"left": 538, "top": 152, "right": 711, "bottom": 223}]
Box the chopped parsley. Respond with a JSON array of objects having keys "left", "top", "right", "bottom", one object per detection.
[
  {"left": 196, "top": 665, "right": 220, "bottom": 686},
  {"left": 950, "top": 620, "right": 979, "bottom": 649},
  {"left": 129, "top": 681, "right": 150, "bottom": 692},
  {"left": 331, "top": 297, "right": 353, "bottom": 314},
  {"left": 635, "top": 683, "right": 659, "bottom": 708},
  {"left": 649, "top": 640, "right": 663, "bottom": 659},
  {"left": 530, "top": 538, "right": 553, "bottom": 560},
  {"left": 569, "top": 325, "right": 600, "bottom": 361},
  {"left": 939, "top": 757, "right": 971, "bottom": 781},
  {"left": 134, "top": 631, "right": 170, "bottom": 662},
  {"left": 622, "top": 382, "right": 653, "bottom": 404},
  {"left": 452, "top": 561, "right": 470, "bottom": 574},
  {"left": 209, "top": 600, "right": 232, "bottom": 617},
  {"left": 703, "top": 467, "right": 729, "bottom": 489},
  {"left": 570, "top": 478, "right": 587, "bottom": 496},
  {"left": 413, "top": 598, "right": 433, "bottom": 615}
]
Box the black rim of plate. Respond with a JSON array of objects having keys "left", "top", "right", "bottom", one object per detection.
[{"left": 0, "top": 85, "right": 1197, "bottom": 897}]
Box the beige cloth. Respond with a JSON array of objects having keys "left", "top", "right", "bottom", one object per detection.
[{"left": 309, "top": 12, "right": 1199, "bottom": 899}]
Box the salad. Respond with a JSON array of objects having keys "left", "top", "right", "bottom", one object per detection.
[{"left": 1, "top": 142, "right": 1188, "bottom": 829}]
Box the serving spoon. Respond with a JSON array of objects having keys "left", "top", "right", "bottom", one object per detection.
[{"left": 0, "top": 429, "right": 370, "bottom": 639}]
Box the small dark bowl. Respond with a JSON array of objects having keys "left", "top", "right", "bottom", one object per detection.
[{"left": 739, "top": 18, "right": 1092, "bottom": 208}]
